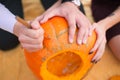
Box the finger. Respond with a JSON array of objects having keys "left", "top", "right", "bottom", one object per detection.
[
  {"left": 92, "top": 38, "right": 106, "bottom": 63},
  {"left": 40, "top": 10, "right": 58, "bottom": 23},
  {"left": 90, "top": 30, "right": 104, "bottom": 52},
  {"left": 82, "top": 29, "right": 89, "bottom": 44},
  {"left": 77, "top": 27, "right": 85, "bottom": 45},
  {"left": 36, "top": 15, "right": 44, "bottom": 21},
  {"left": 89, "top": 23, "right": 96, "bottom": 36},
  {"left": 31, "top": 19, "right": 41, "bottom": 29},
  {"left": 65, "top": 15, "right": 76, "bottom": 43},
  {"left": 89, "top": 25, "right": 95, "bottom": 36},
  {"left": 23, "top": 28, "right": 44, "bottom": 39},
  {"left": 21, "top": 43, "right": 43, "bottom": 52},
  {"left": 19, "top": 34, "right": 44, "bottom": 44},
  {"left": 76, "top": 17, "right": 91, "bottom": 45}
]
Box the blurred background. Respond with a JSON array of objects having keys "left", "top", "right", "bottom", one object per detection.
[{"left": 0, "top": 0, "right": 120, "bottom": 80}]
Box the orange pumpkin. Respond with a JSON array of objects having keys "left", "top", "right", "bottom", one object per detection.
[
  {"left": 24, "top": 16, "right": 96, "bottom": 80},
  {"left": 110, "top": 75, "right": 120, "bottom": 80}
]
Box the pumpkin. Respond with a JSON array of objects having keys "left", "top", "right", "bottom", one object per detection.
[
  {"left": 24, "top": 16, "right": 96, "bottom": 80},
  {"left": 110, "top": 75, "right": 120, "bottom": 80}
]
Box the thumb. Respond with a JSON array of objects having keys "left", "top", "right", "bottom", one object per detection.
[
  {"left": 40, "top": 9, "right": 59, "bottom": 23},
  {"left": 31, "top": 20, "right": 40, "bottom": 29}
]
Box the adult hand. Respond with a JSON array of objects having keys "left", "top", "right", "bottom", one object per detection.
[
  {"left": 13, "top": 20, "right": 44, "bottom": 52},
  {"left": 89, "top": 22, "right": 107, "bottom": 63},
  {"left": 36, "top": 1, "right": 91, "bottom": 45}
]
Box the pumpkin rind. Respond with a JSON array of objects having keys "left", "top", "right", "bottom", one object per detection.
[{"left": 24, "top": 16, "right": 96, "bottom": 80}]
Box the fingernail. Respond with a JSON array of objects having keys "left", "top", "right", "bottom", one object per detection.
[
  {"left": 69, "top": 38, "right": 73, "bottom": 43},
  {"left": 78, "top": 40, "right": 82, "bottom": 45},
  {"left": 91, "top": 60, "right": 100, "bottom": 64},
  {"left": 89, "top": 51, "right": 93, "bottom": 54},
  {"left": 91, "top": 60, "right": 95, "bottom": 63},
  {"left": 94, "top": 61, "right": 98, "bottom": 64}
]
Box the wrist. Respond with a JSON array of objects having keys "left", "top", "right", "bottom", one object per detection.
[
  {"left": 62, "top": 1, "right": 79, "bottom": 9},
  {"left": 62, "top": 0, "right": 81, "bottom": 8},
  {"left": 97, "top": 19, "right": 111, "bottom": 31}
]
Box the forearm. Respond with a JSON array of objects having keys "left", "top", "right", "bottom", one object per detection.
[
  {"left": 47, "top": 0, "right": 62, "bottom": 11},
  {"left": 0, "top": 3, "right": 17, "bottom": 33},
  {"left": 98, "top": 6, "right": 120, "bottom": 31}
]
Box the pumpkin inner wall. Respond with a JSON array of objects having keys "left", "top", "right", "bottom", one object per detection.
[{"left": 47, "top": 51, "right": 83, "bottom": 77}]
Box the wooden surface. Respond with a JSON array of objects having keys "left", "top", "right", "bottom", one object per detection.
[{"left": 0, "top": 0, "right": 120, "bottom": 80}]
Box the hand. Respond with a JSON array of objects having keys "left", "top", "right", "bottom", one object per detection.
[
  {"left": 13, "top": 20, "right": 44, "bottom": 52},
  {"left": 36, "top": 2, "right": 91, "bottom": 45},
  {"left": 89, "top": 22, "right": 107, "bottom": 63}
]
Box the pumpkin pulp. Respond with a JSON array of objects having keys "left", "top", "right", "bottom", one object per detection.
[{"left": 47, "top": 51, "right": 83, "bottom": 77}]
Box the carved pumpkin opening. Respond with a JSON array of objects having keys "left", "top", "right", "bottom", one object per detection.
[{"left": 46, "top": 51, "right": 83, "bottom": 77}]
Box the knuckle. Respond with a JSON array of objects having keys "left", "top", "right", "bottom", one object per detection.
[
  {"left": 69, "top": 26, "right": 76, "bottom": 32},
  {"left": 69, "top": 28, "right": 76, "bottom": 35},
  {"left": 34, "top": 33, "right": 39, "bottom": 38},
  {"left": 40, "top": 28, "right": 44, "bottom": 34},
  {"left": 31, "top": 21, "right": 37, "bottom": 27},
  {"left": 18, "top": 35, "right": 24, "bottom": 41},
  {"left": 34, "top": 31, "right": 43, "bottom": 38}
]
